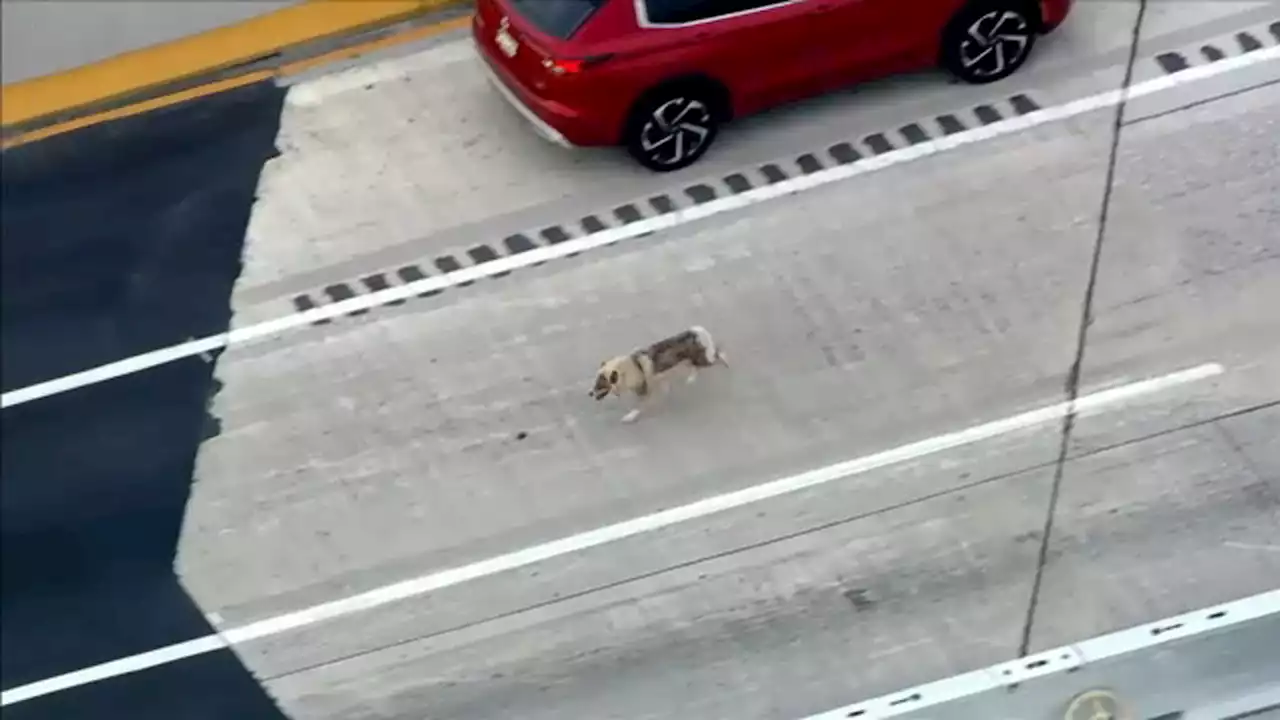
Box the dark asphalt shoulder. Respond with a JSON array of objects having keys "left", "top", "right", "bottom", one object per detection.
[{"left": 1, "top": 81, "right": 289, "bottom": 719}]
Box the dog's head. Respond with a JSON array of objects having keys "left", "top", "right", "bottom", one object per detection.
[{"left": 590, "top": 357, "right": 626, "bottom": 400}]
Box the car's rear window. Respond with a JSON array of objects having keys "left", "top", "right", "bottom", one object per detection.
[{"left": 509, "top": 0, "right": 608, "bottom": 39}]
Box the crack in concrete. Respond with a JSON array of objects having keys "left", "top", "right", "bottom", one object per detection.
[{"left": 1017, "top": 0, "right": 1152, "bottom": 658}]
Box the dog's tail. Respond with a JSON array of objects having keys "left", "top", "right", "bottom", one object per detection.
[{"left": 691, "top": 325, "right": 729, "bottom": 367}]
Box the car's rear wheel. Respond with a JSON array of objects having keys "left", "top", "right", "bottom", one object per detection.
[
  {"left": 624, "top": 85, "right": 720, "bottom": 172},
  {"left": 940, "top": 1, "right": 1040, "bottom": 84}
]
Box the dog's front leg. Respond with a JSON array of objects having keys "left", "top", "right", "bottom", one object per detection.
[
  {"left": 622, "top": 378, "right": 662, "bottom": 423},
  {"left": 621, "top": 391, "right": 649, "bottom": 423}
]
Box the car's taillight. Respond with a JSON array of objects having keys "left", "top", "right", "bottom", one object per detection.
[{"left": 542, "top": 54, "right": 613, "bottom": 76}]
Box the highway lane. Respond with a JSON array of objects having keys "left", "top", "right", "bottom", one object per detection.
[
  {"left": 257, "top": 411, "right": 1280, "bottom": 720},
  {"left": 231, "top": 1, "right": 1279, "bottom": 306},
  {"left": 167, "top": 61, "right": 1280, "bottom": 718},
  {"left": 1, "top": 2, "right": 1276, "bottom": 718}
]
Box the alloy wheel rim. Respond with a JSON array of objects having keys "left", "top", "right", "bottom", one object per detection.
[
  {"left": 639, "top": 98, "right": 711, "bottom": 166},
  {"left": 959, "top": 10, "right": 1031, "bottom": 78}
]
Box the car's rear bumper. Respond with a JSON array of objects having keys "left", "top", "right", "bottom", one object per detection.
[
  {"left": 1040, "top": 0, "right": 1073, "bottom": 32},
  {"left": 475, "top": 49, "right": 576, "bottom": 148}
]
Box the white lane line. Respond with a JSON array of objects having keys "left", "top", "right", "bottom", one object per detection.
[
  {"left": 0, "top": 362, "right": 1223, "bottom": 706},
  {"left": 1, "top": 47, "right": 1275, "bottom": 410},
  {"left": 1225, "top": 541, "right": 1280, "bottom": 553}
]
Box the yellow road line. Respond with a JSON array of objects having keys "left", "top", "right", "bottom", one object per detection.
[
  {"left": 2, "top": 0, "right": 458, "bottom": 129},
  {"left": 277, "top": 15, "right": 471, "bottom": 78},
  {"left": 2, "top": 15, "right": 471, "bottom": 150},
  {"left": 2, "top": 73, "right": 274, "bottom": 150}
]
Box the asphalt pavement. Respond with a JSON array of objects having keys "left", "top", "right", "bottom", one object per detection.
[
  {"left": 1, "top": 2, "right": 1278, "bottom": 719},
  {"left": 0, "top": 81, "right": 290, "bottom": 718}
]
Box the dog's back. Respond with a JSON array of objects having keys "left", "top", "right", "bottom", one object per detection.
[{"left": 642, "top": 328, "right": 716, "bottom": 374}]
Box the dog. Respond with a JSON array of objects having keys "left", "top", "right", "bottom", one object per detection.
[{"left": 590, "top": 325, "right": 729, "bottom": 423}]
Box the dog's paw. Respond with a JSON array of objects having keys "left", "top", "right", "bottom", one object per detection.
[{"left": 621, "top": 409, "right": 641, "bottom": 424}]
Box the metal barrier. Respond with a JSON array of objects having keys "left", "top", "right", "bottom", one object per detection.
[{"left": 800, "top": 589, "right": 1280, "bottom": 720}]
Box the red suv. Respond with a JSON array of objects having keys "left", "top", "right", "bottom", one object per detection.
[{"left": 474, "top": 0, "right": 1072, "bottom": 171}]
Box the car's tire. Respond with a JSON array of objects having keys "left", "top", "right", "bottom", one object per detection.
[
  {"left": 940, "top": 1, "right": 1040, "bottom": 84},
  {"left": 624, "top": 83, "right": 721, "bottom": 172}
]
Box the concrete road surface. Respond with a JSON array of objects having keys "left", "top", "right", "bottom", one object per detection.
[
  {"left": 1, "top": 1, "right": 1278, "bottom": 719},
  {"left": 231, "top": 1, "right": 1279, "bottom": 304},
  {"left": 187, "top": 30, "right": 1279, "bottom": 720}
]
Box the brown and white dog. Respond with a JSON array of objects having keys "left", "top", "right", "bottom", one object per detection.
[{"left": 590, "top": 325, "right": 729, "bottom": 423}]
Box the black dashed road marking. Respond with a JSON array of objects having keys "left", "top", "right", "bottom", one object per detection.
[
  {"left": 685, "top": 183, "right": 717, "bottom": 204},
  {"left": 469, "top": 244, "right": 508, "bottom": 278},
  {"left": 649, "top": 194, "right": 676, "bottom": 214},
  {"left": 973, "top": 104, "right": 1002, "bottom": 125},
  {"left": 724, "top": 173, "right": 752, "bottom": 193},
  {"left": 326, "top": 282, "right": 368, "bottom": 316},
  {"left": 505, "top": 232, "right": 544, "bottom": 269},
  {"left": 614, "top": 203, "right": 644, "bottom": 224},
  {"left": 435, "top": 255, "right": 472, "bottom": 287},
  {"left": 362, "top": 273, "right": 390, "bottom": 292},
  {"left": 796, "top": 153, "right": 824, "bottom": 174},
  {"left": 827, "top": 142, "right": 860, "bottom": 165},
  {"left": 899, "top": 123, "right": 929, "bottom": 145},
  {"left": 289, "top": 91, "right": 1062, "bottom": 319},
  {"left": 466, "top": 245, "right": 498, "bottom": 264},
  {"left": 1009, "top": 94, "right": 1040, "bottom": 115},
  {"left": 363, "top": 272, "right": 402, "bottom": 306},
  {"left": 1157, "top": 51, "right": 1190, "bottom": 74},
  {"left": 760, "top": 163, "right": 788, "bottom": 183},
  {"left": 863, "top": 133, "right": 894, "bottom": 155},
  {"left": 325, "top": 283, "right": 355, "bottom": 303},
  {"left": 398, "top": 263, "right": 440, "bottom": 297},
  {"left": 553, "top": 224, "right": 585, "bottom": 258},
  {"left": 504, "top": 233, "right": 537, "bottom": 254},
  {"left": 573, "top": 218, "right": 601, "bottom": 236},
  {"left": 293, "top": 293, "right": 330, "bottom": 325},
  {"left": 936, "top": 114, "right": 967, "bottom": 135},
  {"left": 1237, "top": 31, "right": 1263, "bottom": 53},
  {"left": 397, "top": 265, "right": 425, "bottom": 283},
  {"left": 1201, "top": 44, "right": 1225, "bottom": 62}
]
